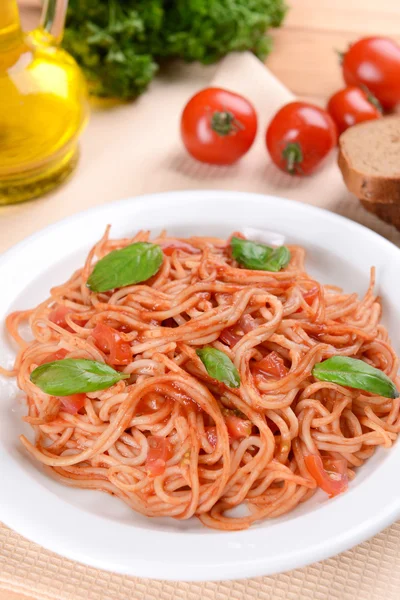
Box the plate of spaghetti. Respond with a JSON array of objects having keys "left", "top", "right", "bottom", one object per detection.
[{"left": 1, "top": 190, "right": 400, "bottom": 581}]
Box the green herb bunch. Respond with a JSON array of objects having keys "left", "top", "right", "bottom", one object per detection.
[{"left": 64, "top": 0, "right": 286, "bottom": 100}]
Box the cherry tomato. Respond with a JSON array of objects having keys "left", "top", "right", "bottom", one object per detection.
[
  {"left": 266, "top": 102, "right": 337, "bottom": 176},
  {"left": 304, "top": 454, "right": 348, "bottom": 498},
  {"left": 342, "top": 37, "right": 400, "bottom": 110},
  {"left": 252, "top": 351, "right": 288, "bottom": 380},
  {"left": 327, "top": 86, "right": 381, "bottom": 135},
  {"left": 59, "top": 394, "right": 86, "bottom": 415},
  {"left": 181, "top": 87, "right": 257, "bottom": 165},
  {"left": 145, "top": 436, "right": 172, "bottom": 476},
  {"left": 92, "top": 322, "right": 131, "bottom": 365}
]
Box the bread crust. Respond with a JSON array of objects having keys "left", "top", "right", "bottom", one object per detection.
[
  {"left": 338, "top": 147, "right": 400, "bottom": 205},
  {"left": 338, "top": 117, "right": 400, "bottom": 230},
  {"left": 360, "top": 200, "right": 400, "bottom": 229}
]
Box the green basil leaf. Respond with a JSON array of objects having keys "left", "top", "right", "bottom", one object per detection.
[
  {"left": 230, "top": 237, "right": 290, "bottom": 272},
  {"left": 263, "top": 246, "right": 291, "bottom": 272},
  {"left": 30, "top": 359, "right": 129, "bottom": 396},
  {"left": 87, "top": 242, "right": 163, "bottom": 293},
  {"left": 196, "top": 347, "right": 240, "bottom": 388},
  {"left": 312, "top": 356, "right": 399, "bottom": 399}
]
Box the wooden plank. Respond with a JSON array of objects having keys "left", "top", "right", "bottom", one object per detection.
[
  {"left": 286, "top": 0, "right": 400, "bottom": 35},
  {"left": 267, "top": 28, "right": 347, "bottom": 99},
  {"left": 267, "top": 27, "right": 400, "bottom": 100},
  {"left": 0, "top": 591, "right": 35, "bottom": 600}
]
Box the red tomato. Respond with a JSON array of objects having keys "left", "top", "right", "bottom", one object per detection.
[
  {"left": 59, "top": 394, "right": 86, "bottom": 414},
  {"left": 342, "top": 37, "right": 400, "bottom": 110},
  {"left": 266, "top": 102, "right": 337, "bottom": 176},
  {"left": 304, "top": 454, "right": 348, "bottom": 498},
  {"left": 181, "top": 87, "right": 257, "bottom": 165},
  {"left": 224, "top": 413, "right": 252, "bottom": 440},
  {"left": 92, "top": 323, "right": 131, "bottom": 365},
  {"left": 49, "top": 306, "right": 73, "bottom": 331},
  {"left": 160, "top": 240, "right": 200, "bottom": 256},
  {"left": 252, "top": 351, "right": 288, "bottom": 379},
  {"left": 327, "top": 86, "right": 381, "bottom": 134},
  {"left": 145, "top": 436, "right": 172, "bottom": 476}
]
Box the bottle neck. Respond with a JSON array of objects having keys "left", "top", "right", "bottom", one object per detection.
[{"left": 0, "top": 0, "right": 23, "bottom": 48}]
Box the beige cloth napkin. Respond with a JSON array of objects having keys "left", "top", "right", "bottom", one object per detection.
[{"left": 1, "top": 52, "right": 400, "bottom": 599}]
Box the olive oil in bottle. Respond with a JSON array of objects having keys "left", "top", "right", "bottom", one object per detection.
[{"left": 0, "top": 0, "right": 88, "bottom": 204}]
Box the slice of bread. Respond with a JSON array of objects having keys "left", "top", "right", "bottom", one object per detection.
[
  {"left": 339, "top": 116, "right": 400, "bottom": 206},
  {"left": 360, "top": 200, "right": 400, "bottom": 229}
]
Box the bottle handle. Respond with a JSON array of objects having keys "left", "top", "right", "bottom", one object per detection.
[{"left": 40, "top": 0, "right": 68, "bottom": 45}]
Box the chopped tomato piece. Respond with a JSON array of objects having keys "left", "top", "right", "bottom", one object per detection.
[
  {"left": 92, "top": 322, "right": 131, "bottom": 365},
  {"left": 145, "top": 436, "right": 173, "bottom": 476},
  {"left": 52, "top": 349, "right": 68, "bottom": 360},
  {"left": 206, "top": 426, "right": 218, "bottom": 448},
  {"left": 252, "top": 351, "right": 288, "bottom": 379},
  {"left": 181, "top": 397, "right": 203, "bottom": 413},
  {"left": 136, "top": 394, "right": 166, "bottom": 415},
  {"left": 168, "top": 383, "right": 202, "bottom": 413},
  {"left": 42, "top": 349, "right": 68, "bottom": 364},
  {"left": 59, "top": 393, "right": 86, "bottom": 414},
  {"left": 295, "top": 286, "right": 320, "bottom": 313},
  {"left": 49, "top": 306, "right": 73, "bottom": 332},
  {"left": 224, "top": 412, "right": 252, "bottom": 440},
  {"left": 160, "top": 240, "right": 200, "bottom": 256},
  {"left": 240, "top": 314, "right": 257, "bottom": 333},
  {"left": 304, "top": 454, "right": 348, "bottom": 498},
  {"left": 219, "top": 328, "right": 242, "bottom": 347},
  {"left": 219, "top": 314, "right": 256, "bottom": 347}
]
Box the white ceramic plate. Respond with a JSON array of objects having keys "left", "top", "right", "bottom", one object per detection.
[{"left": 1, "top": 190, "right": 400, "bottom": 582}]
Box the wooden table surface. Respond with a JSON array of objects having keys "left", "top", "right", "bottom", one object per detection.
[
  {"left": 2, "top": 1, "right": 399, "bottom": 599},
  {"left": 20, "top": 0, "right": 400, "bottom": 106}
]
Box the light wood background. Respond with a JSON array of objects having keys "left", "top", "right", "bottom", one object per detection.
[
  {"left": 1, "top": 1, "right": 399, "bottom": 599},
  {"left": 267, "top": 0, "right": 400, "bottom": 103},
  {"left": 19, "top": 0, "right": 400, "bottom": 106}
]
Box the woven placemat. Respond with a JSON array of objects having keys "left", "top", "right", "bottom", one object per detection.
[
  {"left": 2, "top": 521, "right": 400, "bottom": 600},
  {"left": 1, "top": 53, "right": 400, "bottom": 599}
]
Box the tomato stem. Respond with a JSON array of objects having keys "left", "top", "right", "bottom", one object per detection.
[
  {"left": 361, "top": 85, "right": 383, "bottom": 114},
  {"left": 211, "top": 111, "right": 242, "bottom": 136},
  {"left": 335, "top": 48, "right": 345, "bottom": 65},
  {"left": 282, "top": 142, "right": 303, "bottom": 175}
]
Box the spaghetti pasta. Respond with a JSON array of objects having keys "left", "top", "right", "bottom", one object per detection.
[{"left": 2, "top": 228, "right": 400, "bottom": 530}]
